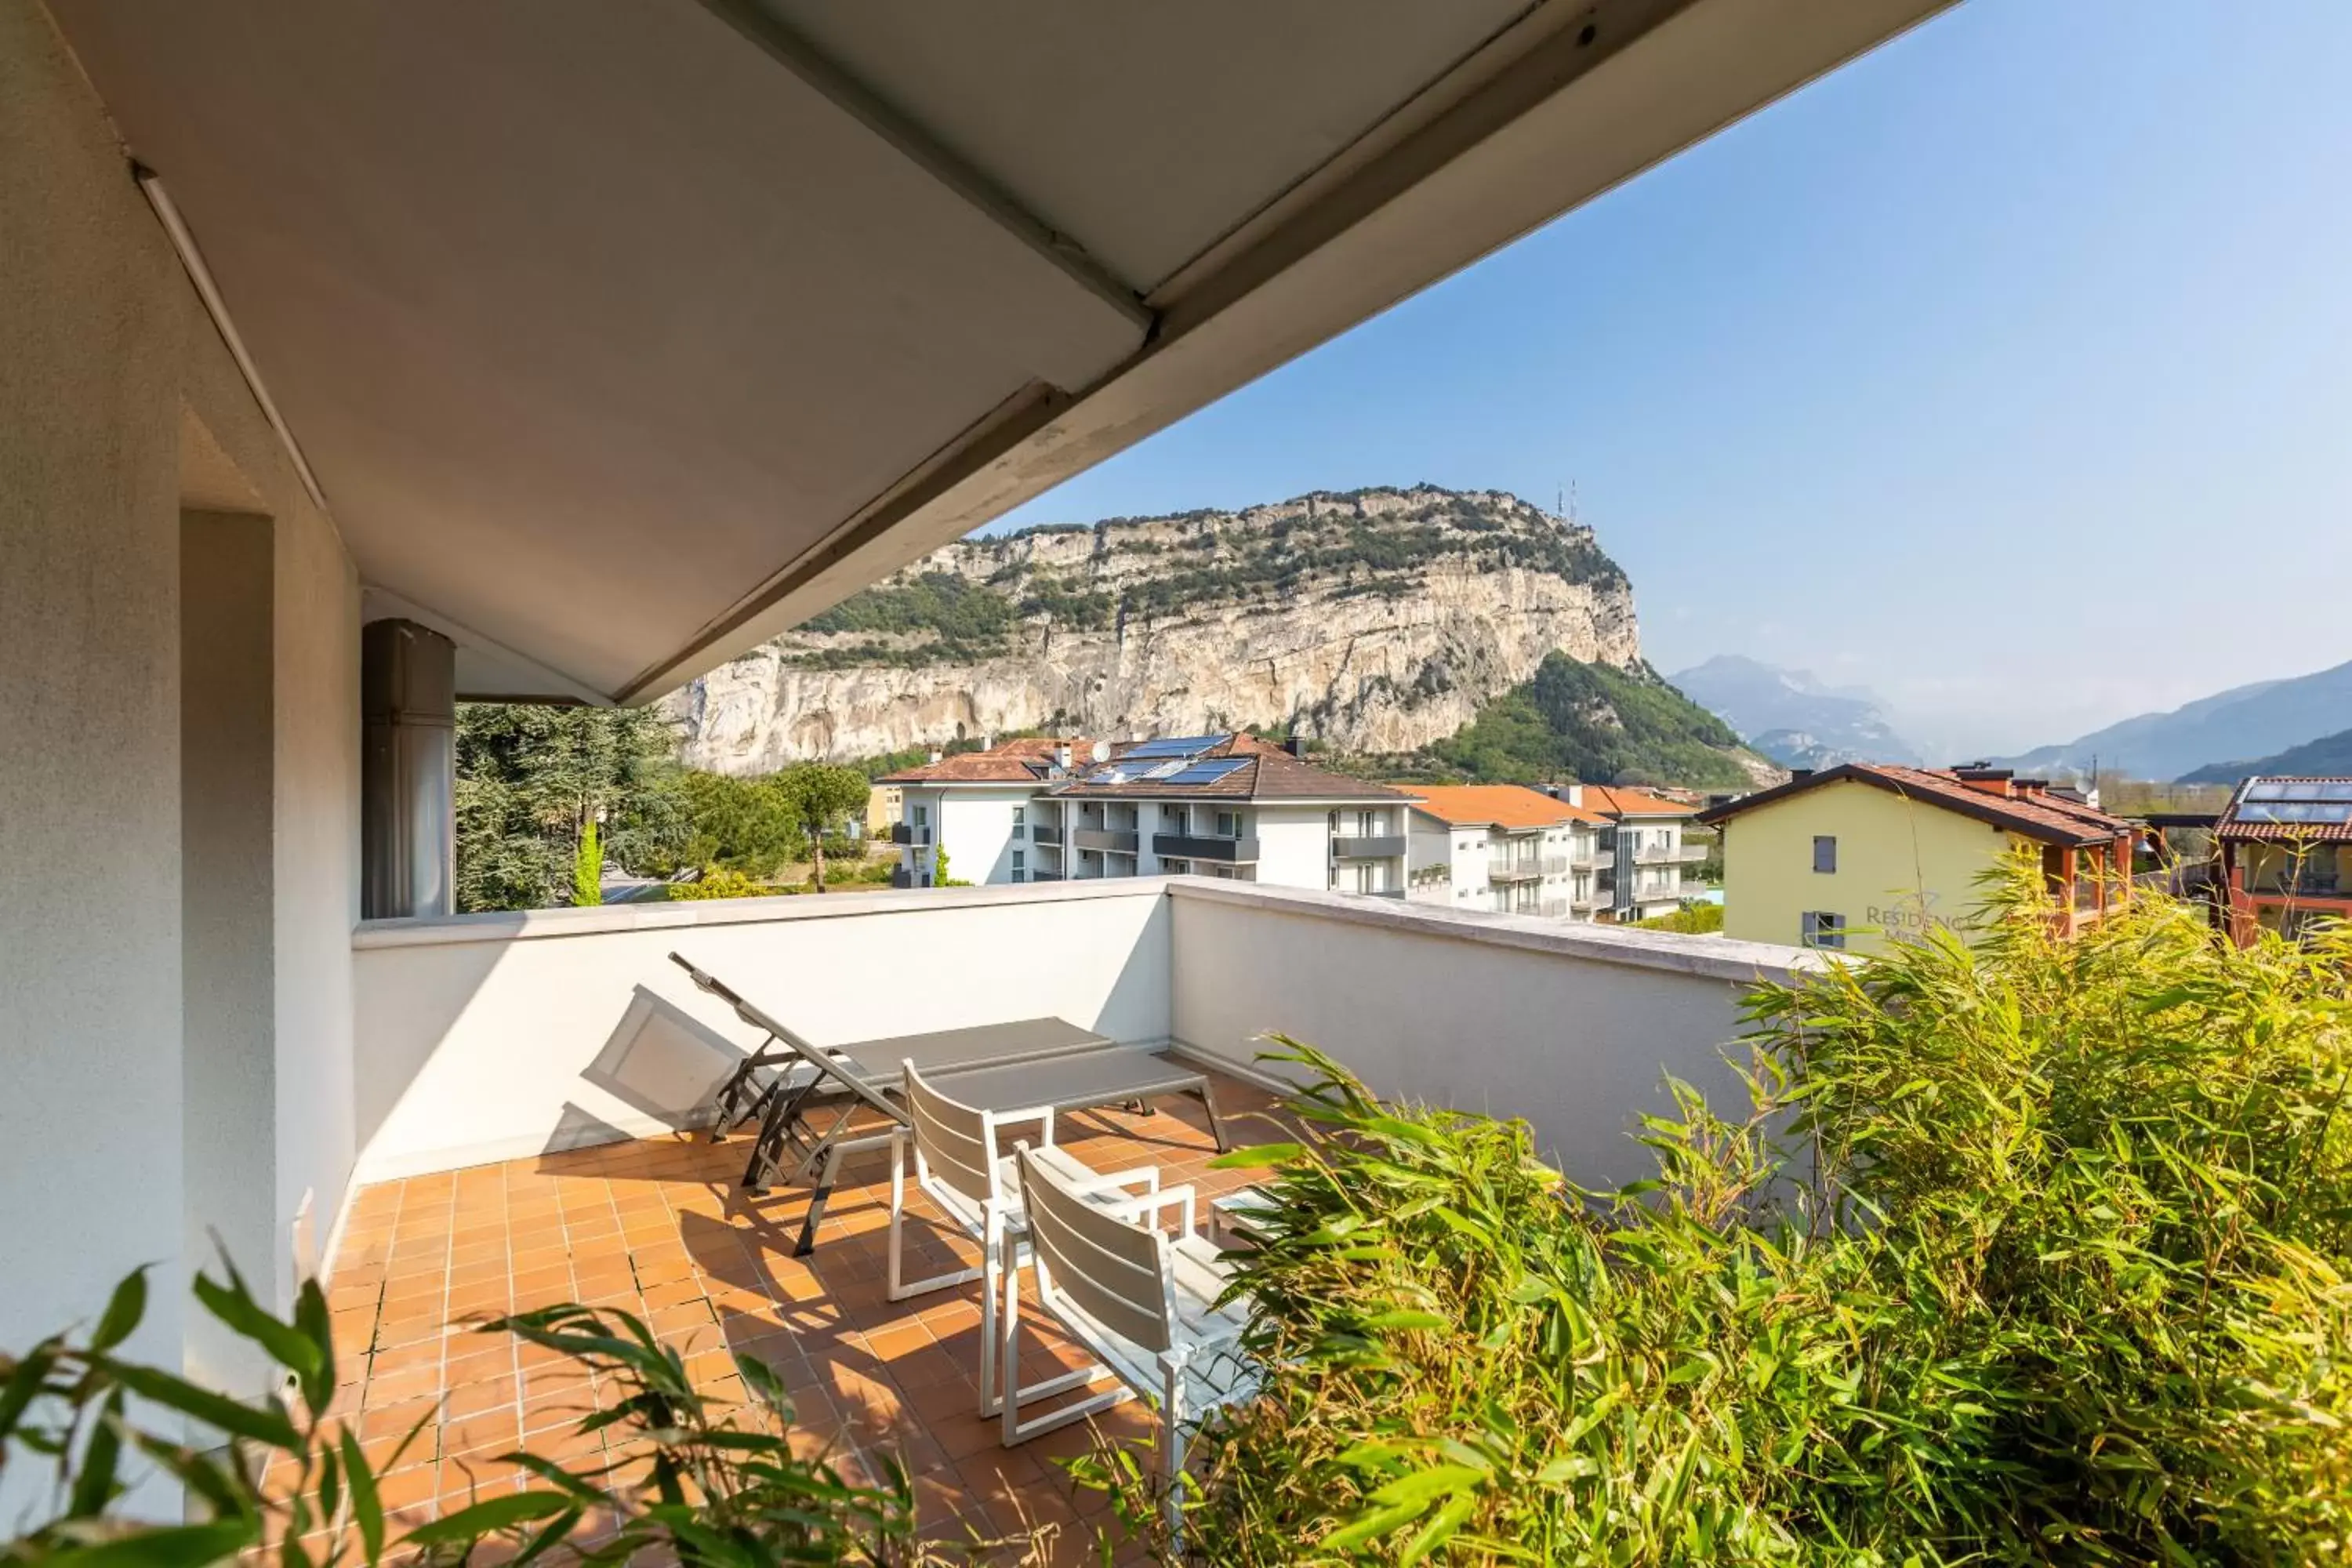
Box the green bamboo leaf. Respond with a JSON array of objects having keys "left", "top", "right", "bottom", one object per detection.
[
  {"left": 336, "top": 1427, "right": 384, "bottom": 1566},
  {"left": 1398, "top": 1493, "right": 1478, "bottom": 1564},
  {"left": 103, "top": 1363, "right": 302, "bottom": 1450},
  {"left": 1323, "top": 1498, "right": 1431, "bottom": 1550},
  {"left": 191, "top": 1268, "right": 323, "bottom": 1397},
  {"left": 1208, "top": 1143, "right": 1306, "bottom": 1169},
  {"left": 68, "top": 1392, "right": 127, "bottom": 1518},
  {"left": 401, "top": 1490, "right": 576, "bottom": 1544},
  {"left": 90, "top": 1269, "right": 151, "bottom": 1354},
  {"left": 1368, "top": 1463, "right": 1485, "bottom": 1509},
  {"left": 495, "top": 1448, "right": 607, "bottom": 1501},
  {"left": 290, "top": 1278, "right": 336, "bottom": 1412},
  {"left": 0, "top": 1341, "right": 61, "bottom": 1442},
  {"left": 42, "top": 1519, "right": 258, "bottom": 1568}
]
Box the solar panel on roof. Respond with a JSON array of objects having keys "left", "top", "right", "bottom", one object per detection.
[
  {"left": 1121, "top": 735, "right": 1222, "bottom": 760},
  {"left": 1141, "top": 759, "right": 1188, "bottom": 779},
  {"left": 2242, "top": 802, "right": 2352, "bottom": 824},
  {"left": 2248, "top": 781, "right": 2294, "bottom": 800},
  {"left": 1166, "top": 758, "right": 1249, "bottom": 786},
  {"left": 2323, "top": 783, "right": 2352, "bottom": 801}
]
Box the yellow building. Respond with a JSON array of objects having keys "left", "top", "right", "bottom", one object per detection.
[{"left": 1697, "top": 764, "right": 2140, "bottom": 956}]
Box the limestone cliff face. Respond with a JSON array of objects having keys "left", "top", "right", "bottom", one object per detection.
[{"left": 663, "top": 488, "right": 1645, "bottom": 772}]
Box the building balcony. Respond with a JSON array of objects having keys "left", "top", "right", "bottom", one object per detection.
[
  {"left": 1153, "top": 832, "right": 1259, "bottom": 864},
  {"left": 888, "top": 866, "right": 914, "bottom": 889},
  {"left": 1633, "top": 844, "right": 1705, "bottom": 866},
  {"left": 1488, "top": 859, "right": 1542, "bottom": 884},
  {"left": 1029, "top": 822, "right": 1058, "bottom": 843},
  {"left": 1070, "top": 826, "right": 1139, "bottom": 855},
  {"left": 887, "top": 822, "right": 930, "bottom": 848},
  {"left": 1331, "top": 833, "right": 1407, "bottom": 860}
]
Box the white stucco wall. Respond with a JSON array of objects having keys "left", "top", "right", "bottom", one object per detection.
[
  {"left": 2, "top": 0, "right": 189, "bottom": 1384},
  {"left": 350, "top": 881, "right": 1173, "bottom": 1181},
  {"left": 2, "top": 0, "right": 362, "bottom": 1415},
  {"left": 1252, "top": 804, "right": 1334, "bottom": 892},
  {"left": 938, "top": 786, "right": 1035, "bottom": 885},
  {"left": 1167, "top": 880, "right": 1818, "bottom": 1190}
]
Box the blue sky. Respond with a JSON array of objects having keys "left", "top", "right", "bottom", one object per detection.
[{"left": 989, "top": 1, "right": 2352, "bottom": 760}]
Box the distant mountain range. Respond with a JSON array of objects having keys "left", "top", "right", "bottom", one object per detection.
[
  {"left": 1995, "top": 657, "right": 2352, "bottom": 782},
  {"left": 1668, "top": 655, "right": 1923, "bottom": 769},
  {"left": 2178, "top": 726, "right": 2352, "bottom": 784}
]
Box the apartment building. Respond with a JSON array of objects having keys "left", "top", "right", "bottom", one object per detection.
[
  {"left": 2213, "top": 776, "right": 2352, "bottom": 946},
  {"left": 885, "top": 735, "right": 1417, "bottom": 895},
  {"left": 1699, "top": 764, "right": 2140, "bottom": 956},
  {"left": 880, "top": 738, "right": 1098, "bottom": 888},
  {"left": 1407, "top": 785, "right": 1604, "bottom": 918},
  {"left": 1581, "top": 786, "right": 1706, "bottom": 923}
]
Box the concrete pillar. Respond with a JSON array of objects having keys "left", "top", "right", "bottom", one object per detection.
[{"left": 180, "top": 510, "right": 278, "bottom": 1390}]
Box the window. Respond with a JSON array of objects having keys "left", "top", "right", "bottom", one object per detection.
[
  {"left": 913, "top": 804, "right": 928, "bottom": 826},
  {"left": 1012, "top": 805, "right": 1025, "bottom": 829},
  {"left": 1011, "top": 870, "right": 1025, "bottom": 884},
  {"left": 1215, "top": 811, "right": 1241, "bottom": 838},
  {"left": 1813, "top": 835, "right": 1837, "bottom": 874},
  {"left": 1012, "top": 849, "right": 1025, "bottom": 871},
  {"left": 1802, "top": 911, "right": 1846, "bottom": 949}
]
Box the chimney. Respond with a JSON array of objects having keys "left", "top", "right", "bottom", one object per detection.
[
  {"left": 1283, "top": 735, "right": 1305, "bottom": 758},
  {"left": 1791, "top": 768, "right": 1813, "bottom": 781},
  {"left": 981, "top": 731, "right": 994, "bottom": 753},
  {"left": 1055, "top": 742, "right": 1073, "bottom": 770},
  {"left": 1951, "top": 764, "right": 2016, "bottom": 798},
  {"left": 1561, "top": 782, "right": 1583, "bottom": 808},
  {"left": 927, "top": 747, "right": 942, "bottom": 764}
]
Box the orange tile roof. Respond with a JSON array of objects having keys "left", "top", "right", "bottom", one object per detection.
[
  {"left": 1583, "top": 785, "right": 1699, "bottom": 819},
  {"left": 1411, "top": 784, "right": 1602, "bottom": 829},
  {"left": 877, "top": 737, "right": 1098, "bottom": 784}
]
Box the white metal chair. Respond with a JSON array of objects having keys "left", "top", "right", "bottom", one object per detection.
[
  {"left": 888, "top": 1062, "right": 1162, "bottom": 1422},
  {"left": 1007, "top": 1142, "right": 1258, "bottom": 1529}
]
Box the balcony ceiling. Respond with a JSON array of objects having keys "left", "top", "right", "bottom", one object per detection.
[{"left": 52, "top": 0, "right": 1943, "bottom": 702}]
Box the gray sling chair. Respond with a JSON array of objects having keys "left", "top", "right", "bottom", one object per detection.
[
  {"left": 891, "top": 1062, "right": 1163, "bottom": 1425},
  {"left": 667, "top": 952, "right": 1229, "bottom": 1254},
  {"left": 1007, "top": 1142, "right": 1258, "bottom": 1533}
]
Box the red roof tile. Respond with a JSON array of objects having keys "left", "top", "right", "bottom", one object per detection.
[
  {"left": 1412, "top": 785, "right": 1603, "bottom": 828},
  {"left": 1697, "top": 764, "right": 2140, "bottom": 847}
]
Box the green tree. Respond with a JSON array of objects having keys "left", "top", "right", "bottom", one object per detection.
[
  {"left": 771, "top": 762, "right": 868, "bottom": 892},
  {"left": 455, "top": 703, "right": 684, "bottom": 912},
  {"left": 660, "top": 769, "right": 806, "bottom": 877},
  {"left": 571, "top": 818, "right": 603, "bottom": 906}
]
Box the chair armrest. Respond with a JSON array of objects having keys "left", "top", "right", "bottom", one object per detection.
[
  {"left": 1104, "top": 1183, "right": 1198, "bottom": 1239},
  {"left": 992, "top": 1103, "right": 1058, "bottom": 1145},
  {"left": 1063, "top": 1163, "right": 1160, "bottom": 1198}
]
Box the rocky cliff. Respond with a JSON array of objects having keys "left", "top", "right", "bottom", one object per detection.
[{"left": 663, "top": 487, "right": 1646, "bottom": 772}]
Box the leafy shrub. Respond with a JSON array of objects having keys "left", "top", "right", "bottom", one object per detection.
[
  {"left": 1634, "top": 901, "right": 1722, "bottom": 933},
  {"left": 1113, "top": 867, "right": 2352, "bottom": 1562},
  {"left": 0, "top": 1260, "right": 946, "bottom": 1566},
  {"left": 668, "top": 866, "right": 771, "bottom": 900}
]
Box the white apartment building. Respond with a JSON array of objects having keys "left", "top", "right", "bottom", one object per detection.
[
  {"left": 884, "top": 735, "right": 1417, "bottom": 896},
  {"left": 1583, "top": 785, "right": 1707, "bottom": 923},
  {"left": 1407, "top": 785, "right": 1605, "bottom": 919},
  {"left": 882, "top": 738, "right": 1091, "bottom": 888}
]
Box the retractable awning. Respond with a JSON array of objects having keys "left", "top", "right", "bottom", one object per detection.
[{"left": 51, "top": 0, "right": 1944, "bottom": 702}]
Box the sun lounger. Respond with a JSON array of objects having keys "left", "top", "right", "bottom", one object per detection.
[{"left": 668, "top": 952, "right": 1228, "bottom": 1253}]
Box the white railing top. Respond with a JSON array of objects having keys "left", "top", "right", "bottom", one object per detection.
[
  {"left": 353, "top": 876, "right": 1177, "bottom": 950},
  {"left": 354, "top": 873, "right": 1819, "bottom": 987},
  {"left": 1164, "top": 878, "right": 1820, "bottom": 987}
]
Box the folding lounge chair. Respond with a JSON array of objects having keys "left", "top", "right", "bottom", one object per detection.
[
  {"left": 668, "top": 953, "right": 1229, "bottom": 1254},
  {"left": 891, "top": 1063, "right": 1161, "bottom": 1425},
  {"left": 1007, "top": 1142, "right": 1258, "bottom": 1532}
]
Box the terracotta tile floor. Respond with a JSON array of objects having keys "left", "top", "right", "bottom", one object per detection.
[{"left": 322, "top": 1071, "right": 1284, "bottom": 1562}]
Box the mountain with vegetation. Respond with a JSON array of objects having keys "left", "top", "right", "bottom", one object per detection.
[
  {"left": 667, "top": 485, "right": 1651, "bottom": 768},
  {"left": 1670, "top": 654, "right": 1923, "bottom": 768},
  {"left": 2179, "top": 724, "right": 2352, "bottom": 784},
  {"left": 1997, "top": 656, "right": 2352, "bottom": 782},
  {"left": 1346, "top": 652, "right": 1777, "bottom": 790}
]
